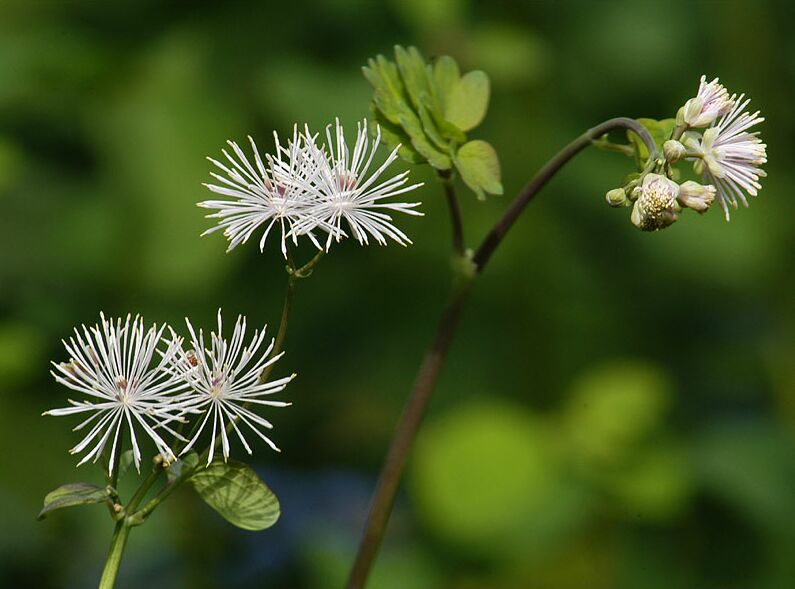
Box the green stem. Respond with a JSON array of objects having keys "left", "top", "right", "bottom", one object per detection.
[
  {"left": 130, "top": 465, "right": 197, "bottom": 525},
  {"left": 98, "top": 520, "right": 131, "bottom": 589},
  {"left": 344, "top": 117, "right": 657, "bottom": 589}
]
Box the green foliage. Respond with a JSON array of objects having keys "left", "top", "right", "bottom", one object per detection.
[
  {"left": 444, "top": 71, "right": 490, "bottom": 132},
  {"left": 628, "top": 118, "right": 676, "bottom": 166},
  {"left": 37, "top": 483, "right": 110, "bottom": 520},
  {"left": 363, "top": 45, "right": 501, "bottom": 198},
  {"left": 455, "top": 140, "right": 503, "bottom": 200},
  {"left": 190, "top": 461, "right": 280, "bottom": 531}
]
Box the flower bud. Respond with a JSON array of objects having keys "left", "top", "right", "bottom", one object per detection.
[
  {"left": 677, "top": 181, "right": 716, "bottom": 213},
  {"left": 630, "top": 173, "right": 680, "bottom": 232},
  {"left": 605, "top": 188, "right": 628, "bottom": 207},
  {"left": 680, "top": 76, "right": 735, "bottom": 128},
  {"left": 663, "top": 140, "right": 687, "bottom": 164}
]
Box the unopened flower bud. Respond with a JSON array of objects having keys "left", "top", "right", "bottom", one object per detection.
[
  {"left": 693, "top": 159, "right": 705, "bottom": 176},
  {"left": 630, "top": 173, "right": 680, "bottom": 232},
  {"left": 663, "top": 140, "right": 687, "bottom": 163},
  {"left": 605, "top": 188, "right": 628, "bottom": 207},
  {"left": 680, "top": 76, "right": 735, "bottom": 128},
  {"left": 677, "top": 181, "right": 716, "bottom": 213}
]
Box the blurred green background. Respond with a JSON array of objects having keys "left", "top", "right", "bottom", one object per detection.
[{"left": 2, "top": 0, "right": 794, "bottom": 588}]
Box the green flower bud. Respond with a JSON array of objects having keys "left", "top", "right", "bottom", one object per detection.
[
  {"left": 605, "top": 188, "right": 628, "bottom": 207},
  {"left": 677, "top": 181, "right": 716, "bottom": 213},
  {"left": 663, "top": 140, "right": 687, "bottom": 164}
]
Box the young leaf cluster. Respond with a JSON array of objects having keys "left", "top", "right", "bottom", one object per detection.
[{"left": 363, "top": 45, "right": 502, "bottom": 200}]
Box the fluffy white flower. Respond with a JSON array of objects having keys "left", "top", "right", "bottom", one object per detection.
[
  {"left": 175, "top": 310, "right": 293, "bottom": 466},
  {"left": 685, "top": 96, "right": 767, "bottom": 220},
  {"left": 292, "top": 119, "right": 424, "bottom": 250},
  {"left": 45, "top": 314, "right": 188, "bottom": 474},
  {"left": 200, "top": 129, "right": 330, "bottom": 256},
  {"left": 681, "top": 76, "right": 735, "bottom": 128}
]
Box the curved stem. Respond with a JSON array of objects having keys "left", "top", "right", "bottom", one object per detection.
[
  {"left": 98, "top": 520, "right": 131, "bottom": 589},
  {"left": 344, "top": 116, "right": 655, "bottom": 589},
  {"left": 473, "top": 117, "right": 655, "bottom": 270},
  {"left": 439, "top": 170, "right": 465, "bottom": 256}
]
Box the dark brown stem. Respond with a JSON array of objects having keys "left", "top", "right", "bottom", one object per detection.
[
  {"left": 345, "top": 116, "right": 656, "bottom": 589},
  {"left": 439, "top": 170, "right": 465, "bottom": 255},
  {"left": 473, "top": 117, "right": 654, "bottom": 270}
]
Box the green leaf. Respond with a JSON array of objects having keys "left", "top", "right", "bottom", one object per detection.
[
  {"left": 445, "top": 71, "right": 490, "bottom": 132},
  {"left": 371, "top": 108, "right": 424, "bottom": 164},
  {"left": 455, "top": 140, "right": 503, "bottom": 199},
  {"left": 38, "top": 483, "right": 110, "bottom": 520},
  {"left": 190, "top": 461, "right": 280, "bottom": 531},
  {"left": 432, "top": 56, "right": 461, "bottom": 112},
  {"left": 167, "top": 451, "right": 199, "bottom": 483},
  {"left": 398, "top": 112, "right": 452, "bottom": 170},
  {"left": 394, "top": 46, "right": 431, "bottom": 112},
  {"left": 627, "top": 118, "right": 676, "bottom": 164},
  {"left": 362, "top": 56, "right": 411, "bottom": 126}
]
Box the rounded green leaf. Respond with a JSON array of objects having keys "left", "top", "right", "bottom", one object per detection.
[
  {"left": 190, "top": 461, "right": 280, "bottom": 531},
  {"left": 38, "top": 483, "right": 110, "bottom": 520},
  {"left": 455, "top": 140, "right": 502, "bottom": 199},
  {"left": 444, "top": 71, "right": 490, "bottom": 132}
]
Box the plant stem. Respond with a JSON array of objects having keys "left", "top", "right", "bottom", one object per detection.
[
  {"left": 344, "top": 117, "right": 656, "bottom": 589},
  {"left": 473, "top": 117, "right": 654, "bottom": 270},
  {"left": 130, "top": 465, "right": 197, "bottom": 524},
  {"left": 97, "top": 464, "right": 164, "bottom": 588},
  {"left": 98, "top": 520, "right": 131, "bottom": 589},
  {"left": 439, "top": 170, "right": 465, "bottom": 255},
  {"left": 259, "top": 249, "right": 324, "bottom": 384}
]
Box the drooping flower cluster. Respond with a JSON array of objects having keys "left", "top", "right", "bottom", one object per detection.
[
  {"left": 45, "top": 311, "right": 291, "bottom": 473},
  {"left": 605, "top": 75, "right": 767, "bottom": 230},
  {"left": 201, "top": 118, "right": 424, "bottom": 256}
]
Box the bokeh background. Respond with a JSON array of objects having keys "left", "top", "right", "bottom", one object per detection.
[{"left": 2, "top": 0, "right": 794, "bottom": 588}]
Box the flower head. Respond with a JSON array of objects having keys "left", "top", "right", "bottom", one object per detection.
[
  {"left": 175, "top": 310, "right": 293, "bottom": 466},
  {"left": 45, "top": 314, "right": 188, "bottom": 474},
  {"left": 684, "top": 96, "right": 767, "bottom": 220},
  {"left": 291, "top": 119, "right": 424, "bottom": 250},
  {"left": 200, "top": 129, "right": 328, "bottom": 256},
  {"left": 680, "top": 76, "right": 735, "bottom": 128},
  {"left": 631, "top": 173, "right": 680, "bottom": 231}
]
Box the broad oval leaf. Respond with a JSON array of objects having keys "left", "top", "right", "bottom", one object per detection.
[
  {"left": 455, "top": 140, "right": 503, "bottom": 200},
  {"left": 445, "top": 71, "right": 490, "bottom": 132},
  {"left": 38, "top": 483, "right": 110, "bottom": 520},
  {"left": 432, "top": 56, "right": 461, "bottom": 112},
  {"left": 190, "top": 461, "right": 280, "bottom": 531}
]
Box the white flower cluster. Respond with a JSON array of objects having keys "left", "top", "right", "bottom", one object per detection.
[
  {"left": 201, "top": 118, "right": 424, "bottom": 256},
  {"left": 677, "top": 76, "right": 767, "bottom": 221},
  {"left": 45, "top": 311, "right": 291, "bottom": 473},
  {"left": 623, "top": 76, "right": 767, "bottom": 231}
]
